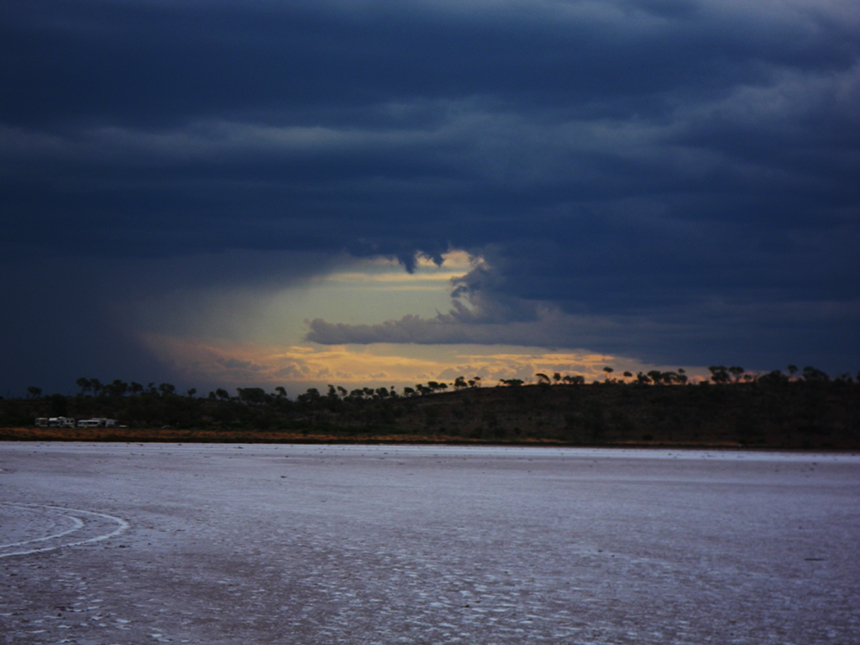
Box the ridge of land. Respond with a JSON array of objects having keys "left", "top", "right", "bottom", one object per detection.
[{"left": 3, "top": 381, "right": 858, "bottom": 450}]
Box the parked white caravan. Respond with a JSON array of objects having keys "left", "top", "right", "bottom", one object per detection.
[
  {"left": 35, "top": 417, "right": 76, "bottom": 428},
  {"left": 77, "top": 418, "right": 118, "bottom": 428}
]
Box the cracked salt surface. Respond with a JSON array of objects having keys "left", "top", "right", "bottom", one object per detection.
[{"left": 1, "top": 443, "right": 858, "bottom": 644}]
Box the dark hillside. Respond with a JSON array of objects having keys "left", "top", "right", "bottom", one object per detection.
[{"left": 2, "top": 376, "right": 858, "bottom": 449}]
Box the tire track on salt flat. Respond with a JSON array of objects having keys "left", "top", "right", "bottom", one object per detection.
[
  {"left": 0, "top": 506, "right": 84, "bottom": 548},
  {"left": 0, "top": 503, "right": 129, "bottom": 558}
]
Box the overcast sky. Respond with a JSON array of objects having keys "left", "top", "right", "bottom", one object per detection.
[{"left": 2, "top": 0, "right": 858, "bottom": 396}]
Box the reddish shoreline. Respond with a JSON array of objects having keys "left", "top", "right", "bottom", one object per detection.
[{"left": 0, "top": 426, "right": 817, "bottom": 450}]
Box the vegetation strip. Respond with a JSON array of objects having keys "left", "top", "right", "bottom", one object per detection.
[{"left": 3, "top": 365, "right": 858, "bottom": 450}]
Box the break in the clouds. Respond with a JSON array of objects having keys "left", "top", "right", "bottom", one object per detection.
[{"left": 1, "top": 0, "right": 858, "bottom": 393}]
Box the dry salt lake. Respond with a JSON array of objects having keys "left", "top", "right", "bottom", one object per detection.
[{"left": 1, "top": 443, "right": 858, "bottom": 644}]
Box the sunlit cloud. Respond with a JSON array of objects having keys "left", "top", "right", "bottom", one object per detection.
[
  {"left": 321, "top": 250, "right": 478, "bottom": 289},
  {"left": 137, "top": 333, "right": 701, "bottom": 393},
  {"left": 117, "top": 250, "right": 478, "bottom": 344},
  {"left": 125, "top": 246, "right": 721, "bottom": 392}
]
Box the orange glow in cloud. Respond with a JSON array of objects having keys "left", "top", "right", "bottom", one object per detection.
[
  {"left": 131, "top": 249, "right": 709, "bottom": 393},
  {"left": 138, "top": 333, "right": 697, "bottom": 392}
]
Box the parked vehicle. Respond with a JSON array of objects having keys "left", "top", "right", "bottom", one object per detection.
[
  {"left": 35, "top": 416, "right": 76, "bottom": 428},
  {"left": 77, "top": 418, "right": 118, "bottom": 428}
]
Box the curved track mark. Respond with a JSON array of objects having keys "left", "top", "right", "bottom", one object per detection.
[
  {"left": 0, "top": 503, "right": 130, "bottom": 558},
  {"left": 0, "top": 511, "right": 84, "bottom": 549}
]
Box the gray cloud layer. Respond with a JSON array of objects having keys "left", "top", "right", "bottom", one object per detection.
[{"left": 1, "top": 0, "right": 858, "bottom": 391}]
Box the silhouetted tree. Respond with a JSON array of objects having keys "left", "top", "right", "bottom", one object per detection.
[
  {"left": 298, "top": 388, "right": 321, "bottom": 405},
  {"left": 758, "top": 370, "right": 789, "bottom": 386},
  {"left": 728, "top": 366, "right": 745, "bottom": 383},
  {"left": 802, "top": 366, "right": 829, "bottom": 383},
  {"left": 105, "top": 379, "right": 128, "bottom": 397},
  {"left": 158, "top": 383, "right": 176, "bottom": 397},
  {"left": 708, "top": 366, "right": 730, "bottom": 384},
  {"left": 238, "top": 387, "right": 269, "bottom": 404},
  {"left": 76, "top": 377, "right": 92, "bottom": 396},
  {"left": 647, "top": 370, "right": 664, "bottom": 385}
]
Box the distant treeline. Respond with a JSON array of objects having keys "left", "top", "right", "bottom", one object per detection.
[
  {"left": 2, "top": 365, "right": 858, "bottom": 450},
  {"left": 14, "top": 363, "right": 859, "bottom": 405}
]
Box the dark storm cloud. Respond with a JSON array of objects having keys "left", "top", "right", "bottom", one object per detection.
[
  {"left": 2, "top": 0, "right": 859, "bottom": 392},
  {"left": 0, "top": 247, "right": 339, "bottom": 394}
]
